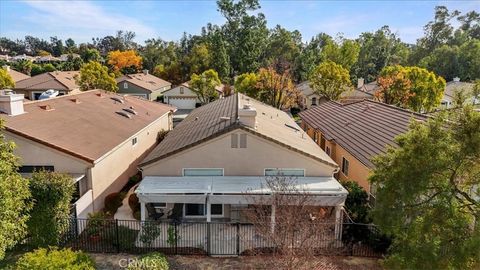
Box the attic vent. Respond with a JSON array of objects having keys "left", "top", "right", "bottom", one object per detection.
[
  {"left": 96, "top": 93, "right": 104, "bottom": 98},
  {"left": 284, "top": 123, "right": 300, "bottom": 132},
  {"left": 70, "top": 98, "right": 81, "bottom": 104},
  {"left": 111, "top": 97, "right": 124, "bottom": 104},
  {"left": 39, "top": 104, "right": 54, "bottom": 111},
  {"left": 116, "top": 111, "right": 132, "bottom": 119},
  {"left": 363, "top": 104, "right": 373, "bottom": 111},
  {"left": 123, "top": 108, "right": 138, "bottom": 115},
  {"left": 344, "top": 120, "right": 351, "bottom": 126},
  {"left": 220, "top": 116, "right": 230, "bottom": 121}
]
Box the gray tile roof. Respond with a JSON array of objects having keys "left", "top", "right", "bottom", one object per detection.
[{"left": 298, "top": 100, "right": 428, "bottom": 168}]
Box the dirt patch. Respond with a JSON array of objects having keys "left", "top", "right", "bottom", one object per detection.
[{"left": 90, "top": 253, "right": 383, "bottom": 270}]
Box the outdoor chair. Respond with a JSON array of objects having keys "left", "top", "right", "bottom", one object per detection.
[{"left": 146, "top": 203, "right": 164, "bottom": 220}]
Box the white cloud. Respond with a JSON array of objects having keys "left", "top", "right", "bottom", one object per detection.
[{"left": 22, "top": 0, "right": 156, "bottom": 42}]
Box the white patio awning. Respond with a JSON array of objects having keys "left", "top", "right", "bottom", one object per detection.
[{"left": 136, "top": 176, "right": 348, "bottom": 206}]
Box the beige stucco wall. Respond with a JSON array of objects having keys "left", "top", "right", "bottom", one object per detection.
[
  {"left": 90, "top": 112, "right": 172, "bottom": 211},
  {"left": 302, "top": 121, "right": 372, "bottom": 192},
  {"left": 142, "top": 129, "right": 335, "bottom": 177}
]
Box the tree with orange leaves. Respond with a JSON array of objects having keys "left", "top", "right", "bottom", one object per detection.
[
  {"left": 256, "top": 67, "right": 300, "bottom": 110},
  {"left": 107, "top": 50, "right": 142, "bottom": 76},
  {"left": 376, "top": 65, "right": 413, "bottom": 107}
]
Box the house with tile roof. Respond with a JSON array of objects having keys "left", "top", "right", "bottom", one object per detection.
[
  {"left": 298, "top": 99, "right": 428, "bottom": 197},
  {"left": 116, "top": 70, "right": 172, "bottom": 101},
  {"left": 440, "top": 77, "right": 478, "bottom": 109},
  {"left": 3, "top": 65, "right": 30, "bottom": 82},
  {"left": 163, "top": 81, "right": 225, "bottom": 109},
  {"left": 134, "top": 93, "right": 347, "bottom": 241},
  {"left": 13, "top": 71, "right": 80, "bottom": 100},
  {"left": 0, "top": 89, "right": 175, "bottom": 218}
]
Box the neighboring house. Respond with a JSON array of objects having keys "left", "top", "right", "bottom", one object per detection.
[
  {"left": 440, "top": 77, "right": 478, "bottom": 108},
  {"left": 116, "top": 70, "right": 172, "bottom": 101},
  {"left": 3, "top": 65, "right": 30, "bottom": 82},
  {"left": 59, "top": 53, "right": 81, "bottom": 62},
  {"left": 14, "top": 71, "right": 80, "bottom": 100},
  {"left": 0, "top": 89, "right": 175, "bottom": 218},
  {"left": 135, "top": 93, "right": 347, "bottom": 241},
  {"left": 34, "top": 55, "right": 61, "bottom": 63},
  {"left": 163, "top": 82, "right": 224, "bottom": 110},
  {"left": 299, "top": 100, "right": 428, "bottom": 198},
  {"left": 356, "top": 79, "right": 380, "bottom": 96},
  {"left": 298, "top": 80, "right": 375, "bottom": 109}
]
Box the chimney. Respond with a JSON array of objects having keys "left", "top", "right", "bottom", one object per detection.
[
  {"left": 143, "top": 69, "right": 149, "bottom": 75},
  {"left": 2, "top": 65, "right": 10, "bottom": 72},
  {"left": 238, "top": 103, "right": 257, "bottom": 129},
  {"left": 0, "top": 90, "right": 24, "bottom": 116},
  {"left": 357, "top": 78, "right": 365, "bottom": 89},
  {"left": 453, "top": 77, "right": 460, "bottom": 82}
]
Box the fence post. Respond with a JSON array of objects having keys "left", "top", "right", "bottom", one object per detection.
[
  {"left": 115, "top": 219, "right": 120, "bottom": 253},
  {"left": 236, "top": 222, "right": 240, "bottom": 255},
  {"left": 207, "top": 223, "right": 211, "bottom": 255},
  {"left": 174, "top": 221, "right": 178, "bottom": 255}
]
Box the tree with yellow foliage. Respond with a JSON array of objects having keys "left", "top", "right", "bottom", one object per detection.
[{"left": 107, "top": 50, "right": 142, "bottom": 76}]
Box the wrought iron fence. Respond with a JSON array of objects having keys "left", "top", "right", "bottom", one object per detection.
[{"left": 13, "top": 218, "right": 386, "bottom": 257}]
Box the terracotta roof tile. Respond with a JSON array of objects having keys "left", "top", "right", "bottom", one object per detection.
[{"left": 14, "top": 71, "right": 79, "bottom": 91}]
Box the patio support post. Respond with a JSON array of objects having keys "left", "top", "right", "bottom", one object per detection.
[
  {"left": 206, "top": 197, "right": 211, "bottom": 222},
  {"left": 140, "top": 202, "right": 146, "bottom": 221},
  {"left": 271, "top": 205, "right": 276, "bottom": 233},
  {"left": 334, "top": 205, "right": 342, "bottom": 240}
]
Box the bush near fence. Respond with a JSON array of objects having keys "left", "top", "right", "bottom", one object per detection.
[{"left": 10, "top": 218, "right": 385, "bottom": 258}]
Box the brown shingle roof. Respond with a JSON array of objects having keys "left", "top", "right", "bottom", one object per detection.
[
  {"left": 1, "top": 90, "right": 174, "bottom": 163},
  {"left": 141, "top": 93, "right": 337, "bottom": 168},
  {"left": 117, "top": 73, "right": 171, "bottom": 92},
  {"left": 8, "top": 69, "right": 30, "bottom": 82},
  {"left": 298, "top": 100, "right": 428, "bottom": 168},
  {"left": 14, "top": 71, "right": 79, "bottom": 91}
]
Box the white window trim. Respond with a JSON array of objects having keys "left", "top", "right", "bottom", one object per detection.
[
  {"left": 341, "top": 157, "right": 349, "bottom": 177},
  {"left": 183, "top": 203, "right": 224, "bottom": 218},
  {"left": 124, "top": 82, "right": 128, "bottom": 89},
  {"left": 182, "top": 168, "right": 225, "bottom": 177},
  {"left": 264, "top": 168, "right": 306, "bottom": 177}
]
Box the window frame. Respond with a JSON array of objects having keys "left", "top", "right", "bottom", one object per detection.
[
  {"left": 124, "top": 82, "right": 128, "bottom": 89},
  {"left": 341, "top": 157, "right": 349, "bottom": 177},
  {"left": 183, "top": 203, "right": 224, "bottom": 218}
]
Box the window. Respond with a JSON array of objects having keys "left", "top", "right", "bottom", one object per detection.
[
  {"left": 18, "top": 165, "right": 54, "bottom": 173},
  {"left": 211, "top": 204, "right": 223, "bottom": 215},
  {"left": 231, "top": 134, "right": 238, "bottom": 148},
  {"left": 311, "top": 97, "right": 317, "bottom": 106},
  {"left": 239, "top": 134, "right": 247, "bottom": 148},
  {"left": 132, "top": 137, "right": 137, "bottom": 146},
  {"left": 72, "top": 176, "right": 88, "bottom": 202},
  {"left": 341, "top": 157, "right": 349, "bottom": 176},
  {"left": 180, "top": 87, "right": 184, "bottom": 94},
  {"left": 313, "top": 132, "right": 318, "bottom": 143},
  {"left": 184, "top": 204, "right": 223, "bottom": 216},
  {"left": 124, "top": 82, "right": 128, "bottom": 89},
  {"left": 183, "top": 168, "right": 224, "bottom": 176},
  {"left": 265, "top": 168, "right": 305, "bottom": 177},
  {"left": 325, "top": 146, "right": 331, "bottom": 156}
]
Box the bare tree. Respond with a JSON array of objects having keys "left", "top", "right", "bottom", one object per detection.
[{"left": 242, "top": 175, "right": 337, "bottom": 270}]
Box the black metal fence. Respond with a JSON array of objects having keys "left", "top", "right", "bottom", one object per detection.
[{"left": 14, "top": 219, "right": 385, "bottom": 257}]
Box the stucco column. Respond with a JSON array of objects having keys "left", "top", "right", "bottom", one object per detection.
[
  {"left": 271, "top": 205, "right": 276, "bottom": 233},
  {"left": 334, "top": 205, "right": 343, "bottom": 240},
  {"left": 206, "top": 197, "right": 211, "bottom": 222},
  {"left": 140, "top": 202, "right": 146, "bottom": 222}
]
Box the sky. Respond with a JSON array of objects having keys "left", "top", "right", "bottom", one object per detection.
[{"left": 0, "top": 0, "right": 479, "bottom": 45}]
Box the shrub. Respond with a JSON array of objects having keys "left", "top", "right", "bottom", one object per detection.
[
  {"left": 127, "top": 175, "right": 141, "bottom": 188},
  {"left": 104, "top": 192, "right": 123, "bottom": 214},
  {"left": 139, "top": 222, "right": 161, "bottom": 247},
  {"left": 15, "top": 247, "right": 95, "bottom": 270},
  {"left": 133, "top": 210, "right": 141, "bottom": 220},
  {"left": 128, "top": 252, "right": 169, "bottom": 270},
  {"left": 86, "top": 212, "right": 107, "bottom": 237},
  {"left": 104, "top": 225, "right": 138, "bottom": 250},
  {"left": 28, "top": 171, "right": 75, "bottom": 247}
]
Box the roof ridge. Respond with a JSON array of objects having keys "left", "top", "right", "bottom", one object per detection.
[{"left": 361, "top": 99, "right": 429, "bottom": 118}]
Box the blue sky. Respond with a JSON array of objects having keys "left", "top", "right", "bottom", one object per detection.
[{"left": 0, "top": 1, "right": 478, "bottom": 45}]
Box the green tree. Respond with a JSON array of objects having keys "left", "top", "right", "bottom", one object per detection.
[
  {"left": 77, "top": 61, "right": 118, "bottom": 92},
  {"left": 189, "top": 69, "right": 221, "bottom": 104},
  {"left": 153, "top": 63, "right": 183, "bottom": 85},
  {"left": 42, "top": 63, "right": 56, "bottom": 72},
  {"left": 28, "top": 171, "right": 75, "bottom": 247},
  {"left": 0, "top": 120, "right": 31, "bottom": 260},
  {"left": 309, "top": 60, "right": 352, "bottom": 101},
  {"left": 234, "top": 72, "right": 258, "bottom": 97},
  {"left": 0, "top": 68, "right": 15, "bottom": 89},
  {"left": 458, "top": 39, "right": 480, "bottom": 81},
  {"left": 12, "top": 59, "right": 33, "bottom": 75},
  {"left": 184, "top": 43, "right": 211, "bottom": 76},
  {"left": 320, "top": 37, "right": 360, "bottom": 71},
  {"left": 79, "top": 47, "right": 102, "bottom": 63},
  {"left": 419, "top": 45, "right": 459, "bottom": 82},
  {"left": 294, "top": 33, "right": 332, "bottom": 82},
  {"left": 209, "top": 31, "right": 231, "bottom": 82},
  {"left": 264, "top": 25, "right": 302, "bottom": 73},
  {"left": 370, "top": 106, "right": 480, "bottom": 269},
  {"left": 30, "top": 64, "right": 44, "bottom": 76}
]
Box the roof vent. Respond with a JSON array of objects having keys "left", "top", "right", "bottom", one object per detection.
[
  {"left": 39, "top": 104, "right": 54, "bottom": 111},
  {"left": 116, "top": 111, "right": 132, "bottom": 119},
  {"left": 70, "top": 98, "right": 81, "bottom": 104},
  {"left": 220, "top": 116, "right": 230, "bottom": 121},
  {"left": 111, "top": 97, "right": 124, "bottom": 104},
  {"left": 96, "top": 93, "right": 104, "bottom": 98},
  {"left": 194, "top": 117, "right": 199, "bottom": 121},
  {"left": 285, "top": 123, "right": 300, "bottom": 132},
  {"left": 123, "top": 108, "right": 138, "bottom": 115}
]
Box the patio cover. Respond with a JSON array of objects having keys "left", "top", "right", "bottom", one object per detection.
[{"left": 136, "top": 176, "right": 348, "bottom": 206}]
